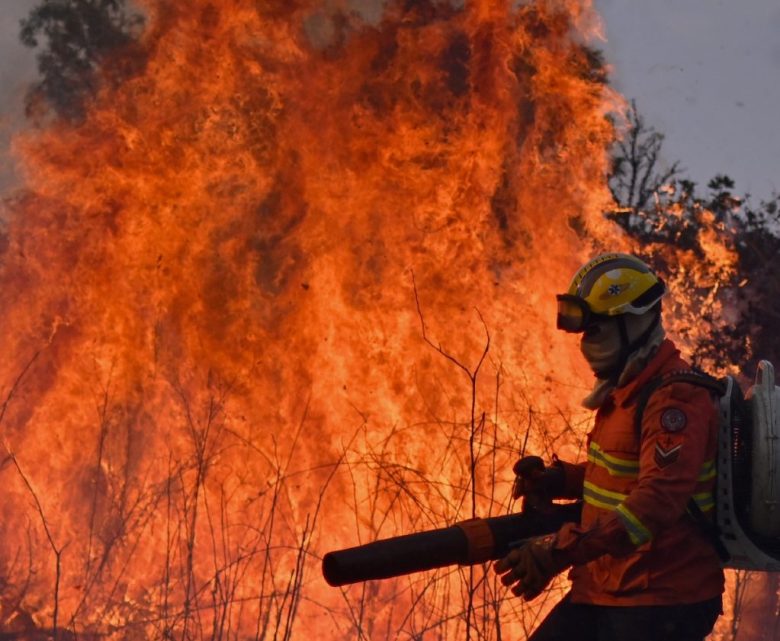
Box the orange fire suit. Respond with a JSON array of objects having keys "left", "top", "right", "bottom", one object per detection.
[{"left": 553, "top": 339, "right": 724, "bottom": 606}]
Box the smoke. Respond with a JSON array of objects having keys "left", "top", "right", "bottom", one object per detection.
[{"left": 0, "top": 0, "right": 37, "bottom": 192}]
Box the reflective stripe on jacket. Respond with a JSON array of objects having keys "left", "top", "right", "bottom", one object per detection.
[{"left": 555, "top": 339, "right": 725, "bottom": 606}]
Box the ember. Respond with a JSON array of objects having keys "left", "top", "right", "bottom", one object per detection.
[{"left": 0, "top": 1, "right": 739, "bottom": 639}]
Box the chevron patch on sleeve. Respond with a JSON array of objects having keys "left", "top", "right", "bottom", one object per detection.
[{"left": 654, "top": 441, "right": 682, "bottom": 468}]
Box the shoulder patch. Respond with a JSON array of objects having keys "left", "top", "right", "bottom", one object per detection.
[{"left": 660, "top": 407, "right": 687, "bottom": 432}]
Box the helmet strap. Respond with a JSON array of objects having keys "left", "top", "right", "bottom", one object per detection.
[{"left": 593, "top": 310, "right": 661, "bottom": 382}]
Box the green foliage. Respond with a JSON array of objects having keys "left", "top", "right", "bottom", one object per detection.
[{"left": 20, "top": 0, "right": 144, "bottom": 122}]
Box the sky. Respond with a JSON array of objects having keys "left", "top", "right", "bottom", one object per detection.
[
  {"left": 1, "top": 0, "right": 778, "bottom": 199},
  {"left": 595, "top": 0, "right": 780, "bottom": 200}
]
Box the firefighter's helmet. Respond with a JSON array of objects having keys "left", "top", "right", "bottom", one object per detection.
[{"left": 556, "top": 253, "right": 666, "bottom": 333}]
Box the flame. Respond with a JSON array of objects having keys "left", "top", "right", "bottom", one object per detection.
[{"left": 0, "top": 0, "right": 741, "bottom": 639}]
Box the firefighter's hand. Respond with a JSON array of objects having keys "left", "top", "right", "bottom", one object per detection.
[
  {"left": 512, "top": 456, "right": 564, "bottom": 502},
  {"left": 493, "top": 535, "right": 570, "bottom": 601}
]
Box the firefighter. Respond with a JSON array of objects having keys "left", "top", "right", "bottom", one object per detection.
[{"left": 494, "top": 253, "right": 723, "bottom": 641}]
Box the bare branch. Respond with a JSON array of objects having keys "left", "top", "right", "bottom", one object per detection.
[{"left": 8, "top": 451, "right": 64, "bottom": 639}]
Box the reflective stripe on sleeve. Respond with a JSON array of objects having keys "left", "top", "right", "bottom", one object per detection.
[
  {"left": 691, "top": 491, "right": 715, "bottom": 513},
  {"left": 583, "top": 481, "right": 653, "bottom": 545},
  {"left": 616, "top": 503, "right": 653, "bottom": 546},
  {"left": 697, "top": 459, "right": 716, "bottom": 482}
]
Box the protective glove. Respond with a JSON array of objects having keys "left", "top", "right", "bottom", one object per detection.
[
  {"left": 493, "top": 534, "right": 571, "bottom": 601},
  {"left": 512, "top": 456, "right": 565, "bottom": 507}
]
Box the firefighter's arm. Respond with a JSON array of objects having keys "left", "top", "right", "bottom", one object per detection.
[
  {"left": 613, "top": 382, "right": 714, "bottom": 545},
  {"left": 553, "top": 383, "right": 715, "bottom": 564}
]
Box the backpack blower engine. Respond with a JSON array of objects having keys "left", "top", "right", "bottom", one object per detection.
[{"left": 718, "top": 360, "right": 780, "bottom": 570}]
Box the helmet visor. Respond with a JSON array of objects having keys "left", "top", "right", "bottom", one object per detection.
[{"left": 556, "top": 294, "right": 591, "bottom": 333}]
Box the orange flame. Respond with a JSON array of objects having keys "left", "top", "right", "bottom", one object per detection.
[{"left": 0, "top": 1, "right": 741, "bottom": 639}]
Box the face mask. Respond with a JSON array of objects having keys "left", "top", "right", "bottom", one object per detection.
[
  {"left": 580, "top": 311, "right": 661, "bottom": 380},
  {"left": 580, "top": 319, "right": 622, "bottom": 379}
]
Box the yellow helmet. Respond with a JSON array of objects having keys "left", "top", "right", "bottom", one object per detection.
[{"left": 556, "top": 253, "right": 666, "bottom": 333}]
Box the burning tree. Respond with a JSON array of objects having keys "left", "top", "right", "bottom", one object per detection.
[
  {"left": 0, "top": 1, "right": 767, "bottom": 640},
  {"left": 607, "top": 102, "right": 780, "bottom": 375}
]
